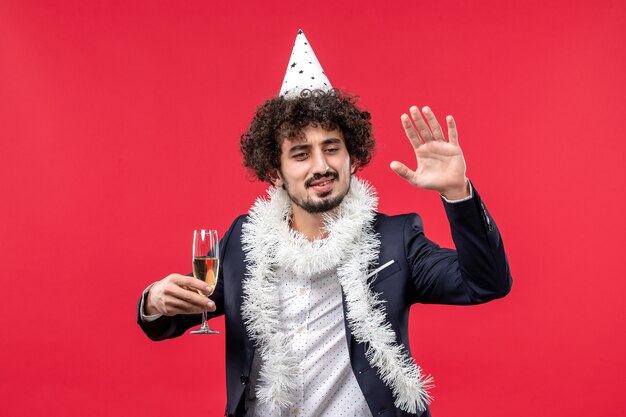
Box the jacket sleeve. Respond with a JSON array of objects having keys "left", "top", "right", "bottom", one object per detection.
[
  {"left": 406, "top": 186, "right": 512, "bottom": 305},
  {"left": 136, "top": 215, "right": 243, "bottom": 341}
]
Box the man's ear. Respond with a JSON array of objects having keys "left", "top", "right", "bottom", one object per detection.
[
  {"left": 269, "top": 169, "right": 284, "bottom": 187},
  {"left": 350, "top": 158, "right": 358, "bottom": 175}
]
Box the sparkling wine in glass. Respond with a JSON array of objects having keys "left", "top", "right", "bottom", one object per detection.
[{"left": 190, "top": 229, "right": 219, "bottom": 335}]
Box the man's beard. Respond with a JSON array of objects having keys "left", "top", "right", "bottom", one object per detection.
[{"left": 282, "top": 171, "right": 350, "bottom": 214}]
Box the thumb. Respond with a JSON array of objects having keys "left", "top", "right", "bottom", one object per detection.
[{"left": 390, "top": 161, "right": 415, "bottom": 182}]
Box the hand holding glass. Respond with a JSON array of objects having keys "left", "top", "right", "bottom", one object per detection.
[{"left": 190, "top": 229, "right": 219, "bottom": 335}]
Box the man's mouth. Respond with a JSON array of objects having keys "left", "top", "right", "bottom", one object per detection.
[{"left": 307, "top": 174, "right": 337, "bottom": 192}]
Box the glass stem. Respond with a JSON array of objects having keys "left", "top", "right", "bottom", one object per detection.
[{"left": 200, "top": 311, "right": 208, "bottom": 330}]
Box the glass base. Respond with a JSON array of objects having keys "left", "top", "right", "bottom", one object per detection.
[
  {"left": 191, "top": 312, "right": 218, "bottom": 334},
  {"left": 190, "top": 327, "right": 219, "bottom": 335}
]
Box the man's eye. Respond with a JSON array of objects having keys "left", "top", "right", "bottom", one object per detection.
[
  {"left": 325, "top": 148, "right": 339, "bottom": 153},
  {"left": 293, "top": 153, "right": 308, "bottom": 160}
]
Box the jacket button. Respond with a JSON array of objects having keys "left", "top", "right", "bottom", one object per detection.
[{"left": 240, "top": 375, "right": 249, "bottom": 384}]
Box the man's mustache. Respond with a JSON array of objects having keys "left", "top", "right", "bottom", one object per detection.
[{"left": 305, "top": 171, "right": 338, "bottom": 188}]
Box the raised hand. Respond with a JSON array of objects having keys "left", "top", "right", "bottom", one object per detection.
[{"left": 390, "top": 106, "right": 469, "bottom": 200}]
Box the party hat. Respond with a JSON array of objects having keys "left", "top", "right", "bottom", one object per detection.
[{"left": 279, "top": 29, "right": 332, "bottom": 98}]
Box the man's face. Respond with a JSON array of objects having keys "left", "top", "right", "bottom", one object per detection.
[{"left": 274, "top": 125, "right": 355, "bottom": 214}]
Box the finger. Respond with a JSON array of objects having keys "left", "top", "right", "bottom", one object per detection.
[
  {"left": 410, "top": 106, "right": 434, "bottom": 142},
  {"left": 446, "top": 115, "right": 459, "bottom": 146},
  {"left": 401, "top": 113, "right": 423, "bottom": 149},
  {"left": 171, "top": 274, "right": 213, "bottom": 294},
  {"left": 174, "top": 296, "right": 216, "bottom": 313},
  {"left": 165, "top": 284, "right": 214, "bottom": 309},
  {"left": 390, "top": 161, "right": 416, "bottom": 182},
  {"left": 422, "top": 106, "right": 445, "bottom": 141},
  {"left": 165, "top": 297, "right": 211, "bottom": 315}
]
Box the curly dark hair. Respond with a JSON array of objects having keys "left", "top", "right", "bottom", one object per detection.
[{"left": 240, "top": 89, "right": 375, "bottom": 182}]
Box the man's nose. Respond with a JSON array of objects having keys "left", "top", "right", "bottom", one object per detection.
[{"left": 311, "top": 150, "right": 328, "bottom": 174}]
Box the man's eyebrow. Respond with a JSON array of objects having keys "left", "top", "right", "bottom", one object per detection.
[
  {"left": 321, "top": 137, "right": 342, "bottom": 145},
  {"left": 287, "top": 137, "right": 343, "bottom": 153},
  {"left": 288, "top": 143, "right": 311, "bottom": 153}
]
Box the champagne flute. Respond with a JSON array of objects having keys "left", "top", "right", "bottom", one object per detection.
[{"left": 190, "top": 229, "right": 219, "bottom": 335}]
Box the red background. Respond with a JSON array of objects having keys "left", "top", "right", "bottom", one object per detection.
[{"left": 1, "top": 1, "right": 625, "bottom": 416}]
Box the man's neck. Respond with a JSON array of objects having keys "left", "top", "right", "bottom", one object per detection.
[{"left": 290, "top": 205, "right": 332, "bottom": 241}]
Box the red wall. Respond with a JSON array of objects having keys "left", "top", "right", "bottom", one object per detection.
[{"left": 1, "top": 1, "right": 625, "bottom": 416}]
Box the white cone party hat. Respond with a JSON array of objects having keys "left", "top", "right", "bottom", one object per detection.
[{"left": 279, "top": 29, "right": 333, "bottom": 98}]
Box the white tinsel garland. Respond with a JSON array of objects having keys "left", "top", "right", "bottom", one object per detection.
[{"left": 240, "top": 178, "right": 431, "bottom": 413}]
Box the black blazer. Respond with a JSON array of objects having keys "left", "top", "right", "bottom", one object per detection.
[{"left": 138, "top": 188, "right": 512, "bottom": 417}]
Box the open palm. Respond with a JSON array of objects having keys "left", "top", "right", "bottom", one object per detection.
[{"left": 390, "top": 106, "right": 469, "bottom": 199}]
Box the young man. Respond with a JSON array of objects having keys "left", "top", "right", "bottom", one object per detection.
[{"left": 138, "top": 31, "right": 511, "bottom": 417}]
